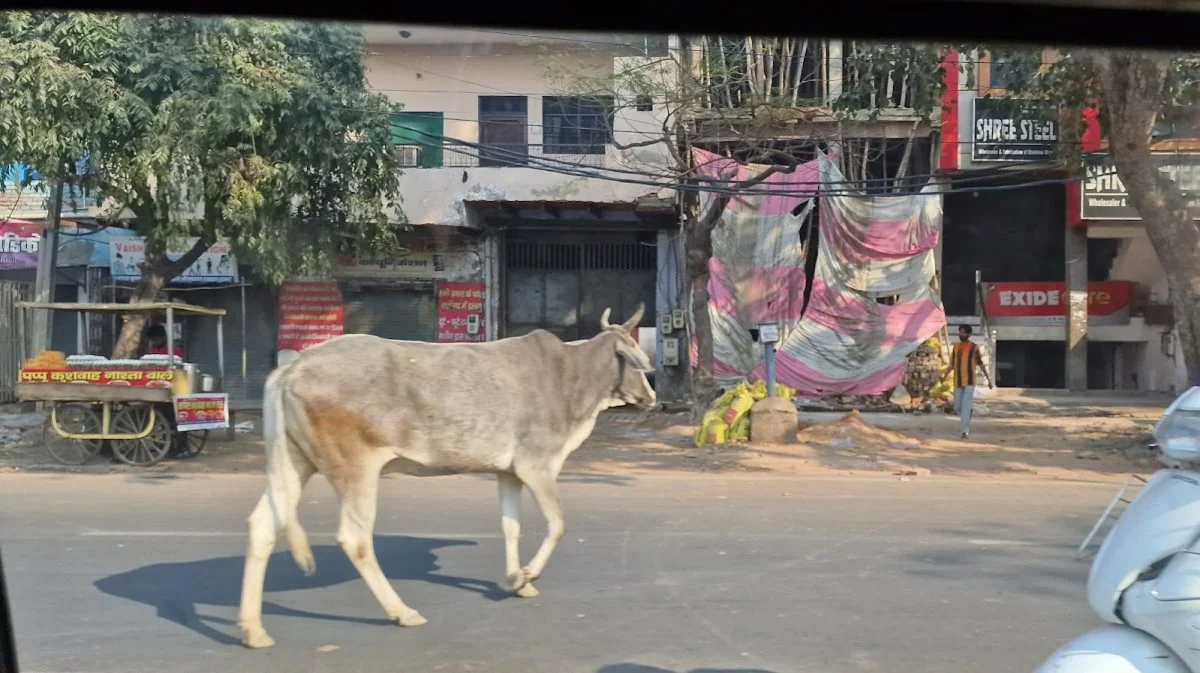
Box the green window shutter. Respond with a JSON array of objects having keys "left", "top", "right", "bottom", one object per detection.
[{"left": 388, "top": 112, "right": 445, "bottom": 168}]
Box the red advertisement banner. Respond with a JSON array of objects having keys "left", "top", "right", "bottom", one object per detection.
[
  {"left": 174, "top": 393, "right": 230, "bottom": 431},
  {"left": 277, "top": 280, "right": 344, "bottom": 351},
  {"left": 19, "top": 368, "right": 176, "bottom": 388},
  {"left": 437, "top": 281, "right": 486, "bottom": 343},
  {"left": 984, "top": 281, "right": 1133, "bottom": 318}
]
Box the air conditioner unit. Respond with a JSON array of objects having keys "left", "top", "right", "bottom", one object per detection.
[{"left": 395, "top": 145, "right": 423, "bottom": 167}]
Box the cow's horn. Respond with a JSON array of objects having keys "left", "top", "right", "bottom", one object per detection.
[
  {"left": 600, "top": 308, "right": 613, "bottom": 329},
  {"left": 622, "top": 303, "right": 645, "bottom": 332}
]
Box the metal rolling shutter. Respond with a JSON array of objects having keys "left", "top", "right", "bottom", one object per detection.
[
  {"left": 343, "top": 288, "right": 437, "bottom": 342},
  {"left": 185, "top": 285, "right": 277, "bottom": 402}
]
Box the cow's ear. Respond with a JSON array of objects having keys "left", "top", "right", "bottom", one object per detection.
[{"left": 616, "top": 339, "right": 654, "bottom": 372}]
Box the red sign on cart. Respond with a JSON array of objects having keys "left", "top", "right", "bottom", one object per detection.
[
  {"left": 278, "top": 280, "right": 344, "bottom": 351},
  {"left": 174, "top": 393, "right": 230, "bottom": 431},
  {"left": 18, "top": 368, "right": 176, "bottom": 387}
]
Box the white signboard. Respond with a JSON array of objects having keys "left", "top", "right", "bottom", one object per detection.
[
  {"left": 110, "top": 237, "right": 238, "bottom": 284},
  {"left": 757, "top": 323, "right": 780, "bottom": 344},
  {"left": 334, "top": 250, "right": 479, "bottom": 280}
]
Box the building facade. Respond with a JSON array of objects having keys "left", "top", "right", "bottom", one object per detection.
[
  {"left": 354, "top": 26, "right": 683, "bottom": 397},
  {"left": 939, "top": 50, "right": 1188, "bottom": 393}
]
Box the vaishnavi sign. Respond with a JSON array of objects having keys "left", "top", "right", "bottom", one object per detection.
[{"left": 110, "top": 237, "right": 239, "bottom": 284}]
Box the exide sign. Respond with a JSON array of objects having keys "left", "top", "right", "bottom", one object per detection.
[{"left": 984, "top": 281, "right": 1133, "bottom": 326}]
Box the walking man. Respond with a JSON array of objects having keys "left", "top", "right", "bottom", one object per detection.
[{"left": 950, "top": 325, "right": 993, "bottom": 438}]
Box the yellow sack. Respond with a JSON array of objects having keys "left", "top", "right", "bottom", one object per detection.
[
  {"left": 704, "top": 418, "right": 728, "bottom": 445},
  {"left": 694, "top": 409, "right": 724, "bottom": 447},
  {"left": 722, "top": 391, "right": 755, "bottom": 426},
  {"left": 729, "top": 414, "right": 751, "bottom": 442}
]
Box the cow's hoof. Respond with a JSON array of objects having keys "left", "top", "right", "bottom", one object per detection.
[
  {"left": 515, "top": 583, "right": 540, "bottom": 598},
  {"left": 507, "top": 569, "right": 532, "bottom": 592},
  {"left": 242, "top": 630, "right": 276, "bottom": 649},
  {"left": 395, "top": 611, "right": 428, "bottom": 627}
]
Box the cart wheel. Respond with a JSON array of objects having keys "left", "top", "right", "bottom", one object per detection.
[
  {"left": 174, "top": 430, "right": 208, "bottom": 459},
  {"left": 44, "top": 403, "right": 103, "bottom": 466},
  {"left": 110, "top": 404, "right": 172, "bottom": 466}
]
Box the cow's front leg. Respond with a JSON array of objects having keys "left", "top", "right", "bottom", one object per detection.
[
  {"left": 515, "top": 467, "right": 564, "bottom": 586},
  {"left": 498, "top": 473, "right": 539, "bottom": 597}
]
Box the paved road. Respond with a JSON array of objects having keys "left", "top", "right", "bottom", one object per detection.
[{"left": 0, "top": 472, "right": 1118, "bottom": 673}]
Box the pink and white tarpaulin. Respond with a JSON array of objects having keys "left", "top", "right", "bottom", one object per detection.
[
  {"left": 696, "top": 149, "right": 946, "bottom": 396},
  {"left": 690, "top": 148, "right": 820, "bottom": 380}
]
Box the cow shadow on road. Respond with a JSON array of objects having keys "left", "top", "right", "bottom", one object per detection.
[{"left": 93, "top": 534, "right": 506, "bottom": 646}]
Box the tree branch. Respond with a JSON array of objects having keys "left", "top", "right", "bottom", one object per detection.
[{"left": 158, "top": 230, "right": 214, "bottom": 279}]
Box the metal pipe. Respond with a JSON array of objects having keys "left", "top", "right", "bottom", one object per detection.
[
  {"left": 165, "top": 306, "right": 175, "bottom": 363},
  {"left": 239, "top": 283, "right": 246, "bottom": 398},
  {"left": 217, "top": 314, "right": 226, "bottom": 390},
  {"left": 764, "top": 342, "right": 777, "bottom": 398},
  {"left": 974, "top": 269, "right": 982, "bottom": 316}
]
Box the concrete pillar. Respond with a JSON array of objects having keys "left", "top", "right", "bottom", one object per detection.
[{"left": 1066, "top": 225, "right": 1089, "bottom": 391}]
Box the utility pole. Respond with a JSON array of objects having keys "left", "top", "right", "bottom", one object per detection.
[{"left": 30, "top": 179, "right": 65, "bottom": 356}]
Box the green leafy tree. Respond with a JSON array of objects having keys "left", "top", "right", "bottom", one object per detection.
[
  {"left": 0, "top": 12, "right": 404, "bottom": 357},
  {"left": 979, "top": 47, "right": 1200, "bottom": 386}
]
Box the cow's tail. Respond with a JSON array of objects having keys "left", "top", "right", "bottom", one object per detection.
[{"left": 262, "top": 366, "right": 316, "bottom": 576}]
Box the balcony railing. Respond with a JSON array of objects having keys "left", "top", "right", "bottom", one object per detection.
[{"left": 394, "top": 143, "right": 607, "bottom": 169}]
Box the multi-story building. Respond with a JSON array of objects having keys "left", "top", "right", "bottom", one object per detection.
[
  {"left": 352, "top": 25, "right": 683, "bottom": 396},
  {"left": 940, "top": 50, "right": 1187, "bottom": 393}
]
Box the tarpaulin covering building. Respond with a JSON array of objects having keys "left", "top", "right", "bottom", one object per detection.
[{"left": 693, "top": 148, "right": 946, "bottom": 396}]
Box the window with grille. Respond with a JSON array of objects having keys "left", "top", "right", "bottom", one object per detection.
[
  {"left": 506, "top": 240, "right": 655, "bottom": 271},
  {"left": 542, "top": 96, "right": 615, "bottom": 155}
]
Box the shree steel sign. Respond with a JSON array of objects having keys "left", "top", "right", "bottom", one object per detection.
[
  {"left": 971, "top": 97, "right": 1059, "bottom": 162},
  {"left": 1081, "top": 152, "right": 1200, "bottom": 220}
]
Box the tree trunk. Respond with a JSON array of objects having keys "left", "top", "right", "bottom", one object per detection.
[
  {"left": 1093, "top": 52, "right": 1200, "bottom": 387},
  {"left": 111, "top": 236, "right": 213, "bottom": 359},
  {"left": 112, "top": 260, "right": 168, "bottom": 359},
  {"left": 686, "top": 212, "right": 718, "bottom": 414}
]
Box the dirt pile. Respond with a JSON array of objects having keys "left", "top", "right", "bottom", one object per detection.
[{"left": 797, "top": 409, "right": 922, "bottom": 453}]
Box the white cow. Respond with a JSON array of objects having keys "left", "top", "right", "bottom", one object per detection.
[{"left": 237, "top": 305, "right": 656, "bottom": 648}]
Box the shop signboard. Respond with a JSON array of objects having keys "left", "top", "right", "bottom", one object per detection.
[
  {"left": 971, "top": 97, "right": 1059, "bottom": 162},
  {"left": 174, "top": 393, "right": 230, "bottom": 431},
  {"left": 277, "top": 280, "right": 345, "bottom": 352},
  {"left": 1081, "top": 152, "right": 1200, "bottom": 220},
  {"left": 109, "top": 237, "right": 239, "bottom": 284},
  {"left": 983, "top": 280, "right": 1133, "bottom": 326},
  {"left": 436, "top": 281, "right": 486, "bottom": 343},
  {"left": 0, "top": 220, "right": 40, "bottom": 269}
]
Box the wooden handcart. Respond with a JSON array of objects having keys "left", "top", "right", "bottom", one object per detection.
[{"left": 15, "top": 301, "right": 231, "bottom": 467}]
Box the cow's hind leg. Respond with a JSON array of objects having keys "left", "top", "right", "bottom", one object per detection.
[
  {"left": 513, "top": 466, "right": 565, "bottom": 590},
  {"left": 333, "top": 470, "right": 427, "bottom": 627},
  {"left": 498, "top": 473, "right": 539, "bottom": 597},
  {"left": 238, "top": 454, "right": 314, "bottom": 649}
]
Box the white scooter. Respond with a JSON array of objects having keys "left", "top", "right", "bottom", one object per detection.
[{"left": 1035, "top": 386, "right": 1200, "bottom": 673}]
